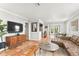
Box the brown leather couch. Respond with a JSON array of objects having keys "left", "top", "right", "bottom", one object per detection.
[{"left": 51, "top": 35, "right": 79, "bottom": 56}]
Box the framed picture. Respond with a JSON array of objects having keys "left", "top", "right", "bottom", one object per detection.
[
  {"left": 71, "top": 19, "right": 78, "bottom": 31},
  {"left": 31, "top": 22, "right": 37, "bottom": 32}
]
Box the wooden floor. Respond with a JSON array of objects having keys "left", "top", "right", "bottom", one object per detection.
[
  {"left": 36, "top": 47, "right": 69, "bottom": 56},
  {"left": 0, "top": 41, "right": 69, "bottom": 56},
  {"left": 0, "top": 47, "right": 69, "bottom": 56}
]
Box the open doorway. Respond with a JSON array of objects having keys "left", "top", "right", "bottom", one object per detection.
[{"left": 25, "top": 23, "right": 29, "bottom": 39}]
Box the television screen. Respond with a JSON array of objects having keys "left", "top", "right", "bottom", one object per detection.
[{"left": 7, "top": 21, "right": 23, "bottom": 33}]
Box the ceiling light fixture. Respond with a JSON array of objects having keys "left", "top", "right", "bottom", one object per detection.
[{"left": 34, "top": 3, "right": 40, "bottom": 7}]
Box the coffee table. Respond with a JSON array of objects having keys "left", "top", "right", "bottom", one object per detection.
[{"left": 39, "top": 43, "right": 59, "bottom": 55}]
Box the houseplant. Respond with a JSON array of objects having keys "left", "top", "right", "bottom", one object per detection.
[{"left": 0, "top": 20, "right": 7, "bottom": 49}]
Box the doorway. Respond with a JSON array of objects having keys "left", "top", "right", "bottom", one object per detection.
[{"left": 25, "top": 23, "right": 29, "bottom": 39}]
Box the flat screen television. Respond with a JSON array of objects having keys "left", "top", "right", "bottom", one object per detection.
[{"left": 7, "top": 21, "right": 23, "bottom": 33}]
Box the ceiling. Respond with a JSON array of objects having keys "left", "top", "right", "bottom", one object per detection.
[{"left": 0, "top": 3, "right": 79, "bottom": 22}]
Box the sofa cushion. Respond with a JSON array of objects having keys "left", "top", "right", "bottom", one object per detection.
[
  {"left": 76, "top": 43, "right": 79, "bottom": 46},
  {"left": 52, "top": 36, "right": 79, "bottom": 56},
  {"left": 70, "top": 35, "right": 78, "bottom": 43},
  {"left": 76, "top": 37, "right": 79, "bottom": 42},
  {"left": 59, "top": 36, "right": 71, "bottom": 40},
  {"left": 75, "top": 37, "right": 79, "bottom": 46},
  {"left": 62, "top": 40, "right": 79, "bottom": 56}
]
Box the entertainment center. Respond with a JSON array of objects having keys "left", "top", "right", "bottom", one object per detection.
[
  {"left": 6, "top": 34, "right": 27, "bottom": 48},
  {"left": 0, "top": 21, "right": 23, "bottom": 49}
]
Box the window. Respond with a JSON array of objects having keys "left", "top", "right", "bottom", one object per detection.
[{"left": 51, "top": 25, "right": 60, "bottom": 33}]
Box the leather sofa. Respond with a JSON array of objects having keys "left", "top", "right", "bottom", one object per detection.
[{"left": 51, "top": 35, "right": 79, "bottom": 56}]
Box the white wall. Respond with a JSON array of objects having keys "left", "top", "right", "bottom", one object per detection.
[
  {"left": 29, "top": 22, "right": 41, "bottom": 41},
  {"left": 29, "top": 20, "right": 43, "bottom": 41},
  {"left": 66, "top": 15, "right": 79, "bottom": 36},
  {"left": 0, "top": 9, "right": 28, "bottom": 42}
]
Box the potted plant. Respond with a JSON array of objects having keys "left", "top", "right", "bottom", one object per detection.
[{"left": 0, "top": 20, "right": 7, "bottom": 49}]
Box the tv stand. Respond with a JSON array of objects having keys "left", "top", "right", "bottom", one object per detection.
[{"left": 6, "top": 34, "right": 27, "bottom": 48}]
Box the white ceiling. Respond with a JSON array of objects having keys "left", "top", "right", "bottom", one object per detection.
[{"left": 0, "top": 3, "right": 79, "bottom": 22}]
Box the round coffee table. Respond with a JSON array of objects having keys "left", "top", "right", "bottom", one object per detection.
[{"left": 39, "top": 43, "right": 59, "bottom": 55}]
